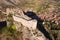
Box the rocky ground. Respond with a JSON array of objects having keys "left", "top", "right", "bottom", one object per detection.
[{"left": 0, "top": 0, "right": 60, "bottom": 40}]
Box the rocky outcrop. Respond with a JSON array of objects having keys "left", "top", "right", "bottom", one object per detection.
[
  {"left": 12, "top": 10, "right": 48, "bottom": 40},
  {"left": 3, "top": 8, "right": 49, "bottom": 40},
  {"left": 13, "top": 14, "right": 48, "bottom": 40},
  {"left": 13, "top": 14, "right": 37, "bottom": 30}
]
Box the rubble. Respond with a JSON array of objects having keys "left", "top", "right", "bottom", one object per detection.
[{"left": 38, "top": 13, "right": 60, "bottom": 24}]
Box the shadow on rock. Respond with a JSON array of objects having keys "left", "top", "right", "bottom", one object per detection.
[
  {"left": 23, "top": 11, "right": 52, "bottom": 40},
  {"left": 0, "top": 21, "right": 7, "bottom": 30}
]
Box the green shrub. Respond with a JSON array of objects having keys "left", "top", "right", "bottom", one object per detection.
[{"left": 9, "top": 25, "right": 16, "bottom": 31}]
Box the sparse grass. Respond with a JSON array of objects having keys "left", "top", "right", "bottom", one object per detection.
[
  {"left": 43, "top": 21, "right": 60, "bottom": 40},
  {"left": 36, "top": 2, "right": 50, "bottom": 13}
]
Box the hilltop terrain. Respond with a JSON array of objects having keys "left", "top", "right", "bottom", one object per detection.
[{"left": 0, "top": 0, "right": 60, "bottom": 40}]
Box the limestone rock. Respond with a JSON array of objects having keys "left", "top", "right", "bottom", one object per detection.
[{"left": 13, "top": 15, "right": 37, "bottom": 30}]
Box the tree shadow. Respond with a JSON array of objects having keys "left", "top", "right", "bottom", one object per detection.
[
  {"left": 23, "top": 11, "right": 52, "bottom": 40},
  {"left": 0, "top": 21, "right": 7, "bottom": 30}
]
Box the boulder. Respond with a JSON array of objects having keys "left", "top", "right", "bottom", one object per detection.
[{"left": 13, "top": 15, "right": 37, "bottom": 30}]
